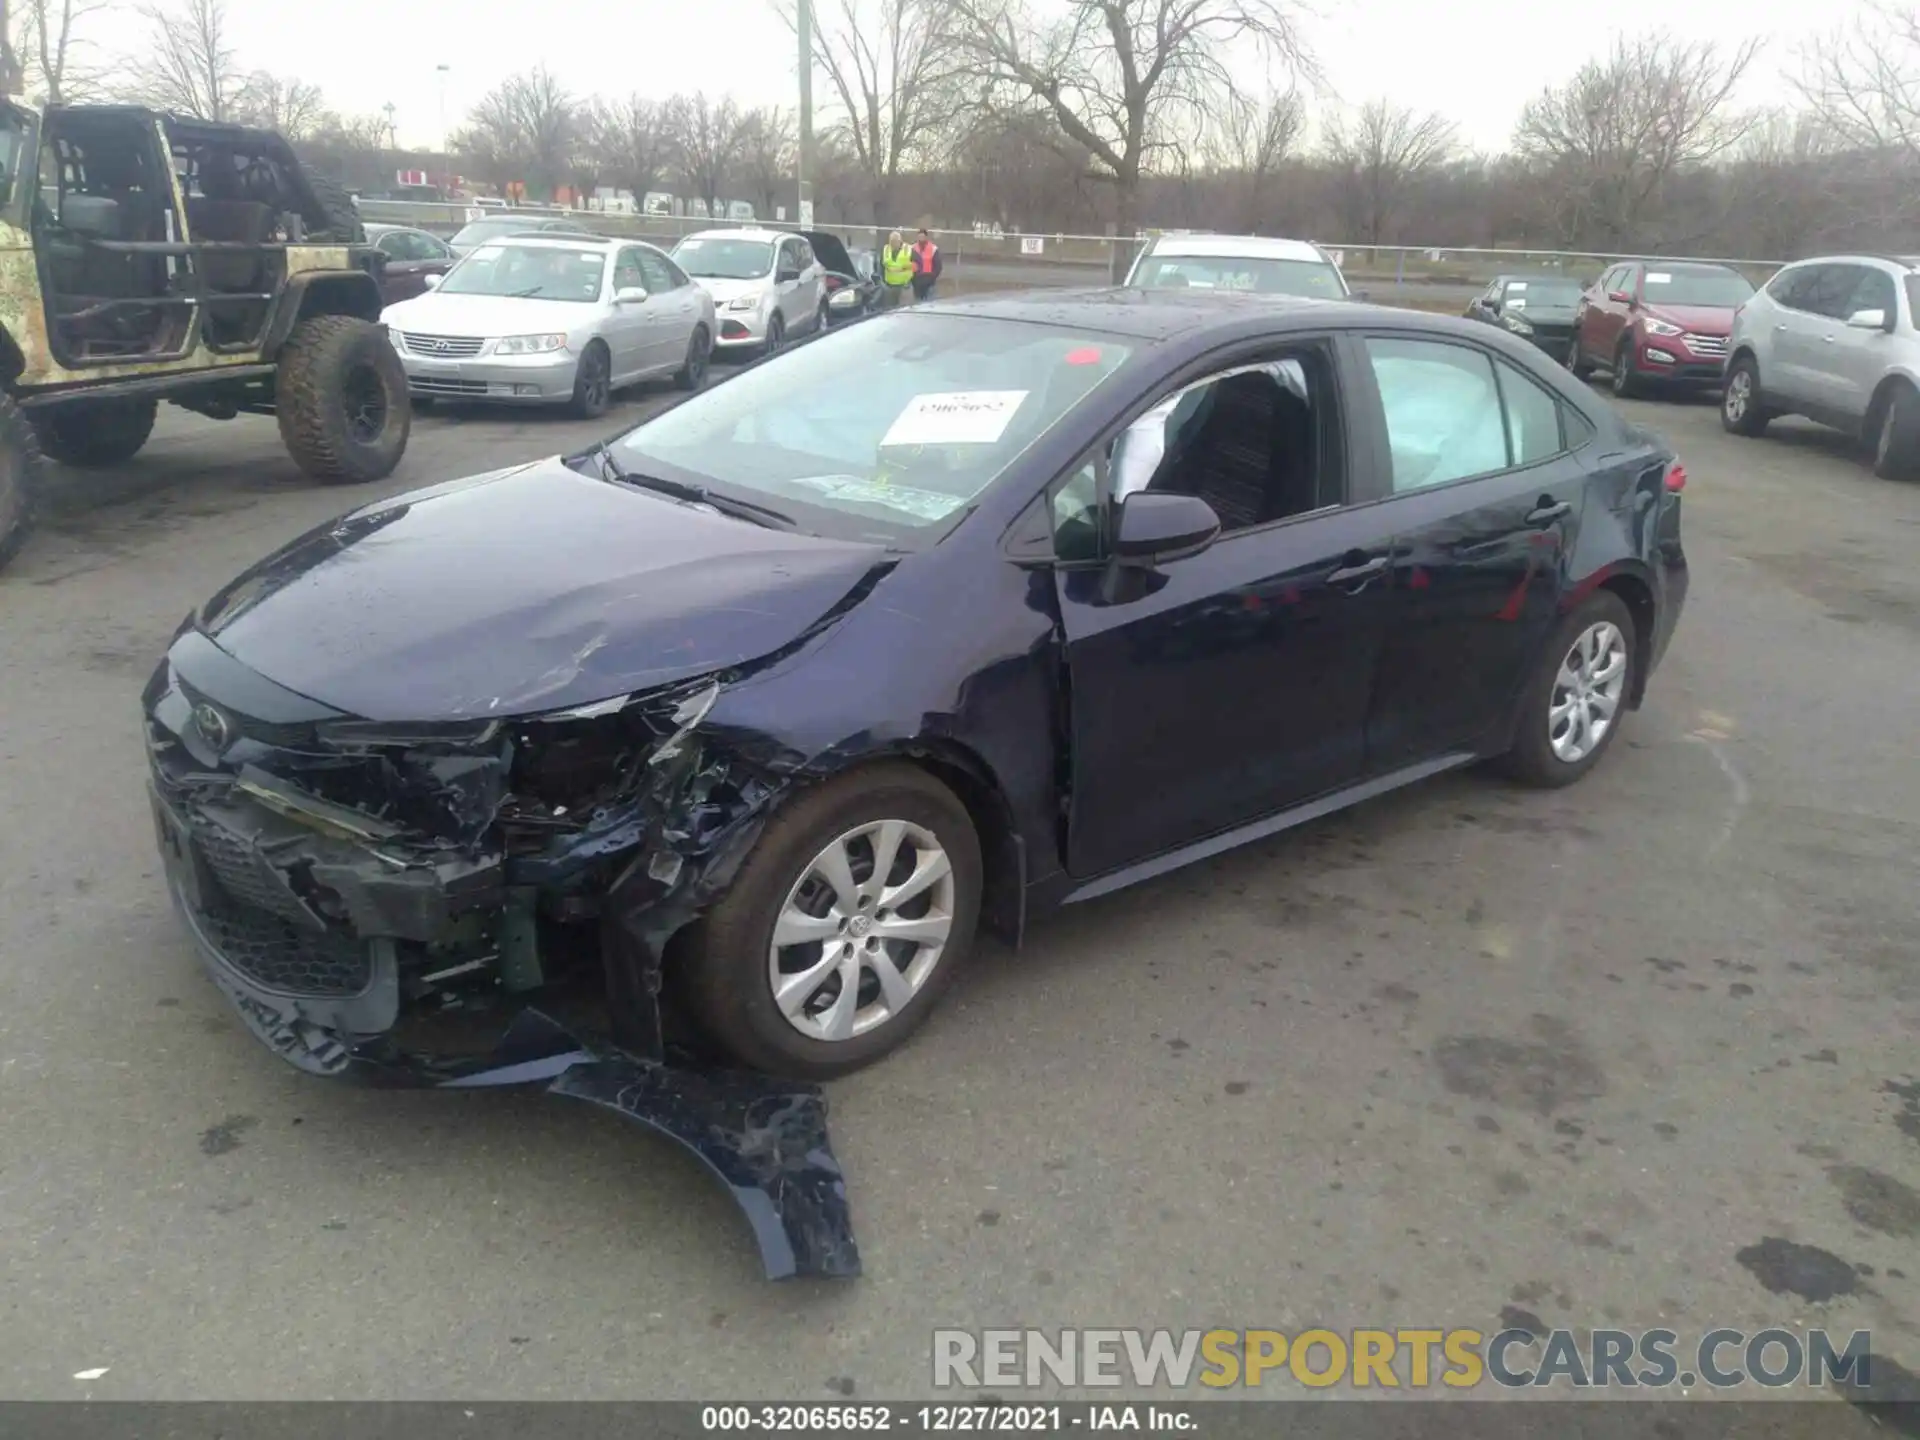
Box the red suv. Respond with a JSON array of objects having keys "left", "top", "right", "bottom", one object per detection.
[{"left": 1567, "top": 261, "right": 1756, "bottom": 399}]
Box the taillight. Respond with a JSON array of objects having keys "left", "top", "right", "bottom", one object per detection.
[{"left": 1665, "top": 461, "right": 1687, "bottom": 493}]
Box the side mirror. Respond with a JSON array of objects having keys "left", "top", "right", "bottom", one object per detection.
[
  {"left": 1607, "top": 290, "right": 1630, "bottom": 304},
  {"left": 1846, "top": 307, "right": 1891, "bottom": 332},
  {"left": 423, "top": 273, "right": 443, "bottom": 289},
  {"left": 1112, "top": 493, "right": 1221, "bottom": 566},
  {"left": 614, "top": 286, "right": 648, "bottom": 305}
]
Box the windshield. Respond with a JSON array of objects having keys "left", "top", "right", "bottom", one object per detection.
[
  {"left": 438, "top": 244, "right": 607, "bottom": 302},
  {"left": 673, "top": 237, "right": 775, "bottom": 280},
  {"left": 1501, "top": 278, "right": 1582, "bottom": 307},
  {"left": 1133, "top": 253, "right": 1347, "bottom": 299},
  {"left": 614, "top": 313, "right": 1133, "bottom": 542},
  {"left": 1642, "top": 267, "right": 1755, "bottom": 308}
]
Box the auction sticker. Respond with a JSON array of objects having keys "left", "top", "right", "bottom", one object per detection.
[{"left": 882, "top": 391, "right": 1027, "bottom": 447}]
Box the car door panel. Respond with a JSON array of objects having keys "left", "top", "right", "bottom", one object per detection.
[
  {"left": 605, "top": 249, "right": 653, "bottom": 380},
  {"left": 1774, "top": 265, "right": 1852, "bottom": 409},
  {"left": 635, "top": 249, "right": 690, "bottom": 373},
  {"left": 1825, "top": 268, "right": 1897, "bottom": 419}
]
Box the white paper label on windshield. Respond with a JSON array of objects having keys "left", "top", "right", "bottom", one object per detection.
[
  {"left": 1508, "top": 297, "right": 1527, "bottom": 309},
  {"left": 1506, "top": 281, "right": 1528, "bottom": 291},
  {"left": 792, "top": 475, "right": 965, "bottom": 521},
  {"left": 1646, "top": 271, "right": 1673, "bottom": 284},
  {"left": 881, "top": 390, "right": 1028, "bottom": 448}
]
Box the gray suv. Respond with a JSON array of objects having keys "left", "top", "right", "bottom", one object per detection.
[{"left": 1722, "top": 254, "right": 1920, "bottom": 478}]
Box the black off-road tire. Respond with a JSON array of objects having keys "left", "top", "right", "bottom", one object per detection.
[
  {"left": 569, "top": 341, "right": 612, "bottom": 419},
  {"left": 1871, "top": 380, "right": 1920, "bottom": 481},
  {"left": 674, "top": 325, "right": 711, "bottom": 391},
  {"left": 0, "top": 393, "right": 43, "bottom": 575},
  {"left": 300, "top": 167, "right": 366, "bottom": 244},
  {"left": 275, "top": 314, "right": 411, "bottom": 484},
  {"left": 678, "top": 762, "right": 983, "bottom": 1080},
  {"left": 1720, "top": 355, "right": 1772, "bottom": 437},
  {"left": 32, "top": 397, "right": 158, "bottom": 468},
  {"left": 1496, "top": 591, "right": 1640, "bottom": 790}
]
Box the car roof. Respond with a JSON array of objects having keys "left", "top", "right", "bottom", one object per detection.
[
  {"left": 929, "top": 285, "right": 1499, "bottom": 342},
  {"left": 463, "top": 233, "right": 627, "bottom": 251},
  {"left": 678, "top": 228, "right": 786, "bottom": 244},
  {"left": 1495, "top": 273, "right": 1582, "bottom": 284},
  {"left": 1143, "top": 233, "right": 1330, "bottom": 263}
]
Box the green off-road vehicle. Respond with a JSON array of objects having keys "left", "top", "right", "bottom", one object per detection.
[{"left": 0, "top": 102, "right": 412, "bottom": 572}]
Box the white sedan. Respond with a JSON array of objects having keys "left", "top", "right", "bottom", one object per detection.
[{"left": 380, "top": 236, "right": 716, "bottom": 417}]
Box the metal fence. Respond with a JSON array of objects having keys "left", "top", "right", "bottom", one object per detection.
[{"left": 356, "top": 200, "right": 1785, "bottom": 310}]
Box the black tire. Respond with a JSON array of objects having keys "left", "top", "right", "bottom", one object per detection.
[
  {"left": 764, "top": 311, "right": 786, "bottom": 357},
  {"left": 1564, "top": 335, "right": 1593, "bottom": 380},
  {"left": 1496, "top": 591, "right": 1639, "bottom": 789},
  {"left": 1611, "top": 339, "right": 1642, "bottom": 399},
  {"left": 815, "top": 299, "right": 830, "bottom": 335},
  {"left": 275, "top": 314, "right": 411, "bottom": 484},
  {"left": 1871, "top": 381, "right": 1920, "bottom": 480},
  {"left": 674, "top": 325, "right": 711, "bottom": 391},
  {"left": 299, "top": 167, "right": 366, "bottom": 244},
  {"left": 1720, "top": 355, "right": 1771, "bottom": 437},
  {"left": 569, "top": 341, "right": 611, "bottom": 418},
  {"left": 31, "top": 396, "right": 158, "bottom": 468},
  {"left": 0, "top": 393, "right": 43, "bottom": 575},
  {"left": 679, "top": 762, "right": 983, "bottom": 1080}
]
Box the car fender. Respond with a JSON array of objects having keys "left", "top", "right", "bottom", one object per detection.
[{"left": 261, "top": 269, "right": 385, "bottom": 359}]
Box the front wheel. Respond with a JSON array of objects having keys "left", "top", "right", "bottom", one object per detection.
[
  {"left": 1721, "top": 357, "right": 1771, "bottom": 437},
  {"left": 1496, "top": 592, "right": 1638, "bottom": 789},
  {"left": 32, "top": 396, "right": 157, "bottom": 467},
  {"left": 0, "top": 394, "right": 43, "bottom": 575},
  {"left": 276, "top": 314, "right": 411, "bottom": 484},
  {"left": 568, "top": 341, "right": 611, "bottom": 419},
  {"left": 675, "top": 325, "right": 711, "bottom": 391},
  {"left": 1611, "top": 340, "right": 1643, "bottom": 399},
  {"left": 679, "top": 763, "right": 982, "bottom": 1079},
  {"left": 1564, "top": 336, "right": 1594, "bottom": 381},
  {"left": 763, "top": 311, "right": 786, "bottom": 358},
  {"left": 1871, "top": 381, "right": 1920, "bottom": 480}
]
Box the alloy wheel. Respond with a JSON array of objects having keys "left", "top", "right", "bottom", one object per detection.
[
  {"left": 766, "top": 818, "right": 956, "bottom": 1043},
  {"left": 1879, "top": 393, "right": 1903, "bottom": 467},
  {"left": 580, "top": 349, "right": 609, "bottom": 410},
  {"left": 1548, "top": 621, "right": 1629, "bottom": 764},
  {"left": 1724, "top": 369, "right": 1750, "bottom": 424},
  {"left": 688, "top": 328, "right": 710, "bottom": 385},
  {"left": 342, "top": 366, "right": 388, "bottom": 446}
]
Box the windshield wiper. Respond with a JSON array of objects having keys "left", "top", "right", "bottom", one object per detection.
[
  {"left": 507, "top": 286, "right": 548, "bottom": 298},
  {"left": 582, "top": 443, "right": 795, "bottom": 529}
]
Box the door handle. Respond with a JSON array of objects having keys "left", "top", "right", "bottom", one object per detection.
[
  {"left": 1821, "top": 335, "right": 1835, "bottom": 344},
  {"left": 1526, "top": 498, "right": 1572, "bottom": 524},
  {"left": 1326, "top": 555, "right": 1388, "bottom": 587}
]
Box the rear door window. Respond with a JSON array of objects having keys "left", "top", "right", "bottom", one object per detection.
[
  {"left": 1364, "top": 337, "right": 1580, "bottom": 490},
  {"left": 1799, "top": 265, "right": 1863, "bottom": 319}
]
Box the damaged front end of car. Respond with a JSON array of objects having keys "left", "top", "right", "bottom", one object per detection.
[{"left": 143, "top": 636, "right": 855, "bottom": 1280}]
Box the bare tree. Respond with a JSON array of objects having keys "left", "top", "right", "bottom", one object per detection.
[
  {"left": 235, "top": 72, "right": 327, "bottom": 139},
  {"left": 942, "top": 0, "right": 1315, "bottom": 235},
  {"left": 1200, "top": 90, "right": 1302, "bottom": 230},
  {"left": 668, "top": 91, "right": 749, "bottom": 213},
  {"left": 784, "top": 0, "right": 964, "bottom": 223},
  {"left": 1795, "top": 3, "right": 1920, "bottom": 164},
  {"left": 1321, "top": 99, "right": 1455, "bottom": 246},
  {"left": 13, "top": 0, "right": 107, "bottom": 103},
  {"left": 739, "top": 106, "right": 796, "bottom": 218},
  {"left": 457, "top": 67, "right": 577, "bottom": 200},
  {"left": 587, "top": 94, "right": 674, "bottom": 209},
  {"left": 129, "top": 0, "right": 244, "bottom": 121},
  {"left": 1513, "top": 34, "right": 1761, "bottom": 248}
]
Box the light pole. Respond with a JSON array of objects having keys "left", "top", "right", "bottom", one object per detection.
[
  {"left": 796, "top": 0, "right": 813, "bottom": 227},
  {"left": 436, "top": 64, "right": 451, "bottom": 185}
]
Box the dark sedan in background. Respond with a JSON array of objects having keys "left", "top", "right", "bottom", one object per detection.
[
  {"left": 142, "top": 289, "right": 1688, "bottom": 1278},
  {"left": 1465, "top": 273, "right": 1586, "bottom": 362},
  {"left": 364, "top": 223, "right": 457, "bottom": 304},
  {"left": 808, "top": 231, "right": 880, "bottom": 323}
]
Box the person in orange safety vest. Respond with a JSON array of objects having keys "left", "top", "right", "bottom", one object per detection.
[{"left": 909, "top": 229, "right": 943, "bottom": 303}]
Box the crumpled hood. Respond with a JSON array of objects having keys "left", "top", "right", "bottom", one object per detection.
[
  {"left": 1644, "top": 303, "right": 1738, "bottom": 334},
  {"left": 690, "top": 276, "right": 771, "bottom": 309},
  {"left": 196, "top": 458, "right": 888, "bottom": 721}
]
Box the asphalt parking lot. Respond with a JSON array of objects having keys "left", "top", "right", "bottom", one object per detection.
[{"left": 1, "top": 359, "right": 1917, "bottom": 1417}]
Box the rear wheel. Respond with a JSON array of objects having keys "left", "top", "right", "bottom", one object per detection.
[
  {"left": 31, "top": 396, "right": 158, "bottom": 467},
  {"left": 679, "top": 763, "right": 982, "bottom": 1079},
  {"left": 0, "top": 394, "right": 43, "bottom": 575},
  {"left": 569, "top": 341, "right": 611, "bottom": 418},
  {"left": 1721, "top": 356, "right": 1771, "bottom": 436},
  {"left": 1497, "top": 592, "right": 1638, "bottom": 789},
  {"left": 1871, "top": 380, "right": 1920, "bottom": 480},
  {"left": 276, "top": 314, "right": 411, "bottom": 483}
]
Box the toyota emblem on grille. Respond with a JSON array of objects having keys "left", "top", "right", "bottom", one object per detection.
[{"left": 191, "top": 703, "right": 232, "bottom": 751}]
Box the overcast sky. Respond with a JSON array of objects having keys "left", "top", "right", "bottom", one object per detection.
[{"left": 116, "top": 0, "right": 1860, "bottom": 153}]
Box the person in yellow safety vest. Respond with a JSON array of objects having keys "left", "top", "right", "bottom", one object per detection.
[{"left": 880, "top": 230, "right": 913, "bottom": 308}]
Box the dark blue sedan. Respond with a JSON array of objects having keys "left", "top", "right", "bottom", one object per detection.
[{"left": 144, "top": 288, "right": 1688, "bottom": 1276}]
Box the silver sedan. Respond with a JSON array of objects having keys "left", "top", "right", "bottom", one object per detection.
[{"left": 379, "top": 236, "right": 716, "bottom": 417}]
